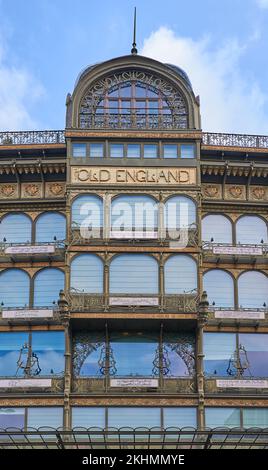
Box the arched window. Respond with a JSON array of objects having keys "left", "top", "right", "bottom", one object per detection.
[
  {"left": 33, "top": 268, "right": 64, "bottom": 307},
  {"left": 164, "top": 255, "right": 197, "bottom": 294},
  {"left": 238, "top": 271, "right": 268, "bottom": 308},
  {"left": 236, "top": 216, "right": 268, "bottom": 244},
  {"left": 79, "top": 70, "right": 188, "bottom": 130},
  {"left": 110, "top": 254, "right": 158, "bottom": 294},
  {"left": 0, "top": 213, "right": 32, "bottom": 243},
  {"left": 164, "top": 196, "right": 196, "bottom": 230},
  {"left": 70, "top": 254, "right": 103, "bottom": 293},
  {"left": 203, "top": 270, "right": 234, "bottom": 308},
  {"left": 111, "top": 195, "right": 158, "bottom": 233},
  {"left": 0, "top": 269, "right": 30, "bottom": 307},
  {"left": 202, "top": 214, "right": 232, "bottom": 244},
  {"left": 35, "top": 212, "right": 66, "bottom": 242},
  {"left": 71, "top": 195, "right": 103, "bottom": 230}
]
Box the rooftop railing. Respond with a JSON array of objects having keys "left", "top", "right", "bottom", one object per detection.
[{"left": 1, "top": 129, "right": 268, "bottom": 149}]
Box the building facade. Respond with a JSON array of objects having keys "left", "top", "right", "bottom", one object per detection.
[{"left": 0, "top": 53, "right": 268, "bottom": 448}]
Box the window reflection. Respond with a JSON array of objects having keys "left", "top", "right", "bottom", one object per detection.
[
  {"left": 35, "top": 212, "right": 66, "bottom": 243},
  {"left": 0, "top": 269, "right": 30, "bottom": 308},
  {"left": 0, "top": 213, "right": 32, "bottom": 244}
]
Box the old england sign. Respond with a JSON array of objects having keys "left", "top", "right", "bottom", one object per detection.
[{"left": 71, "top": 166, "right": 196, "bottom": 185}]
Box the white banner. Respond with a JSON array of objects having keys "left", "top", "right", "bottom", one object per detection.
[
  {"left": 110, "top": 231, "right": 158, "bottom": 239},
  {"left": 110, "top": 378, "right": 159, "bottom": 388},
  {"left": 216, "top": 379, "right": 268, "bottom": 388},
  {"left": 109, "top": 297, "right": 159, "bottom": 306},
  {"left": 212, "top": 246, "right": 263, "bottom": 255},
  {"left": 5, "top": 245, "right": 55, "bottom": 254},
  {"left": 2, "top": 309, "right": 54, "bottom": 319},
  {"left": 215, "top": 311, "right": 265, "bottom": 320},
  {"left": 0, "top": 379, "right": 52, "bottom": 388}
]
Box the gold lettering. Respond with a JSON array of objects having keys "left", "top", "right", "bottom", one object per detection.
[
  {"left": 136, "top": 170, "right": 146, "bottom": 182},
  {"left": 179, "top": 171, "right": 190, "bottom": 183}
]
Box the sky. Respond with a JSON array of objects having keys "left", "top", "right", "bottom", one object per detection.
[{"left": 0, "top": 0, "right": 268, "bottom": 134}]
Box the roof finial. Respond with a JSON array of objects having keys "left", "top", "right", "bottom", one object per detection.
[{"left": 131, "top": 7, "right": 138, "bottom": 55}]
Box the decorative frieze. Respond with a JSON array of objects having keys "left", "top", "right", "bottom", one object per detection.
[
  {"left": 202, "top": 184, "right": 221, "bottom": 199},
  {"left": 0, "top": 183, "right": 18, "bottom": 199},
  {"left": 46, "top": 182, "right": 65, "bottom": 198},
  {"left": 225, "top": 185, "right": 246, "bottom": 200}
]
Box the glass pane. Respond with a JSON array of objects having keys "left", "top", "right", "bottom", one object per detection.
[
  {"left": 0, "top": 214, "right": 32, "bottom": 244},
  {"left": 204, "top": 333, "right": 236, "bottom": 377},
  {"left": 181, "top": 144, "right": 195, "bottom": 159},
  {"left": 202, "top": 215, "right": 232, "bottom": 244},
  {"left": 70, "top": 254, "right": 103, "bottom": 293},
  {"left": 135, "top": 84, "right": 147, "bottom": 98},
  {"left": 243, "top": 409, "right": 268, "bottom": 428},
  {"left": 164, "top": 196, "right": 196, "bottom": 229},
  {"left": 148, "top": 100, "right": 159, "bottom": 114},
  {"left": 164, "top": 333, "right": 195, "bottom": 376},
  {"left": 35, "top": 212, "right": 66, "bottom": 243},
  {"left": 238, "top": 272, "right": 268, "bottom": 308},
  {"left": 0, "top": 332, "right": 29, "bottom": 377},
  {"left": 27, "top": 408, "right": 63, "bottom": 429},
  {"left": 72, "top": 332, "right": 105, "bottom": 377},
  {"left": 71, "top": 195, "right": 103, "bottom": 228},
  {"left": 203, "top": 270, "right": 234, "bottom": 308},
  {"left": 0, "top": 408, "right": 25, "bottom": 429},
  {"left": 164, "top": 255, "right": 197, "bottom": 294},
  {"left": 33, "top": 268, "right": 64, "bottom": 307},
  {"left": 164, "top": 408, "right": 197, "bottom": 428},
  {"left": 110, "top": 144, "right": 124, "bottom": 158},
  {"left": 144, "top": 144, "right": 157, "bottom": 158},
  {"left": 108, "top": 407, "right": 161, "bottom": 428},
  {"left": 111, "top": 195, "right": 158, "bottom": 231},
  {"left": 73, "top": 143, "right": 86, "bottom": 158},
  {"left": 89, "top": 143, "right": 104, "bottom": 158},
  {"left": 120, "top": 84, "right": 132, "bottom": 97},
  {"left": 205, "top": 408, "right": 240, "bottom": 428},
  {"left": 239, "top": 334, "right": 268, "bottom": 377},
  {"left": 121, "top": 101, "right": 131, "bottom": 114},
  {"left": 0, "top": 269, "right": 30, "bottom": 308},
  {"left": 111, "top": 332, "right": 157, "bottom": 377},
  {"left": 236, "top": 216, "right": 268, "bottom": 244},
  {"left": 31, "top": 331, "right": 65, "bottom": 376},
  {"left": 109, "top": 254, "right": 158, "bottom": 294},
  {"left": 127, "top": 144, "right": 140, "bottom": 158},
  {"left": 163, "top": 145, "right": 178, "bottom": 159},
  {"left": 72, "top": 407, "right": 105, "bottom": 428}
]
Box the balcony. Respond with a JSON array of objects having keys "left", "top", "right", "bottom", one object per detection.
[
  {"left": 205, "top": 377, "right": 268, "bottom": 395},
  {"left": 202, "top": 242, "right": 268, "bottom": 264},
  {"left": 0, "top": 241, "right": 65, "bottom": 262},
  {"left": 70, "top": 227, "right": 199, "bottom": 248},
  {"left": 0, "top": 130, "right": 65, "bottom": 146},
  {"left": 0, "top": 376, "right": 64, "bottom": 393},
  {"left": 71, "top": 377, "right": 196, "bottom": 394},
  {"left": 202, "top": 132, "right": 268, "bottom": 149},
  {"left": 66, "top": 290, "right": 199, "bottom": 314}
]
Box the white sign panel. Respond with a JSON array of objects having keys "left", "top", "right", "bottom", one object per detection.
[
  {"left": 0, "top": 379, "right": 52, "bottom": 388},
  {"left": 2, "top": 309, "right": 54, "bottom": 319},
  {"left": 110, "top": 231, "right": 158, "bottom": 239},
  {"left": 216, "top": 379, "right": 268, "bottom": 389},
  {"left": 109, "top": 297, "right": 159, "bottom": 306},
  {"left": 212, "top": 246, "right": 263, "bottom": 255},
  {"left": 215, "top": 311, "right": 265, "bottom": 320},
  {"left": 5, "top": 245, "right": 55, "bottom": 254},
  {"left": 110, "top": 378, "right": 159, "bottom": 388}
]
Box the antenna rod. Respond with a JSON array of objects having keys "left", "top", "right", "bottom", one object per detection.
[{"left": 131, "top": 7, "right": 138, "bottom": 55}]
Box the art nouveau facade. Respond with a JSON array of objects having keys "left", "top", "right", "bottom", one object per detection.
[{"left": 0, "top": 53, "right": 267, "bottom": 448}]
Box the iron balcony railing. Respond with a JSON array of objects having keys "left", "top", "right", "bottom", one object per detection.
[
  {"left": 0, "top": 130, "right": 65, "bottom": 146},
  {"left": 1, "top": 129, "right": 268, "bottom": 148},
  {"left": 66, "top": 290, "right": 199, "bottom": 313}
]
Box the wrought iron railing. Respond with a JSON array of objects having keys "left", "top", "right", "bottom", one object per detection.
[
  {"left": 0, "top": 130, "right": 65, "bottom": 146},
  {"left": 202, "top": 132, "right": 268, "bottom": 148},
  {"left": 80, "top": 113, "right": 188, "bottom": 130},
  {"left": 66, "top": 290, "right": 199, "bottom": 313}
]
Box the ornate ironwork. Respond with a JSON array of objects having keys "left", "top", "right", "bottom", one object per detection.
[
  {"left": 72, "top": 332, "right": 104, "bottom": 377},
  {"left": 16, "top": 342, "right": 41, "bottom": 377},
  {"left": 98, "top": 344, "right": 117, "bottom": 376},
  {"left": 164, "top": 333, "right": 196, "bottom": 376},
  {"left": 0, "top": 130, "right": 65, "bottom": 146},
  {"left": 202, "top": 132, "right": 268, "bottom": 148},
  {"left": 152, "top": 345, "right": 171, "bottom": 376},
  {"left": 227, "top": 344, "right": 251, "bottom": 377},
  {"left": 79, "top": 113, "right": 187, "bottom": 130}
]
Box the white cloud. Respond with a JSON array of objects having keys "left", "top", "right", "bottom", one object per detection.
[
  {"left": 256, "top": 0, "right": 268, "bottom": 9},
  {"left": 0, "top": 36, "right": 45, "bottom": 131},
  {"left": 141, "top": 27, "right": 268, "bottom": 134}
]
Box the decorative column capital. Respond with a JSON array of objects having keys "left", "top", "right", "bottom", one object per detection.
[{"left": 58, "top": 290, "right": 70, "bottom": 326}]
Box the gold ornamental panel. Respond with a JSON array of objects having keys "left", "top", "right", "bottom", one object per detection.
[{"left": 71, "top": 167, "right": 197, "bottom": 186}]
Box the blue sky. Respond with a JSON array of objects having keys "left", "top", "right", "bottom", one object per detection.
[{"left": 0, "top": 0, "right": 268, "bottom": 133}]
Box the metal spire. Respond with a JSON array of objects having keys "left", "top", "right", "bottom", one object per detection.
[{"left": 131, "top": 7, "right": 138, "bottom": 55}]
